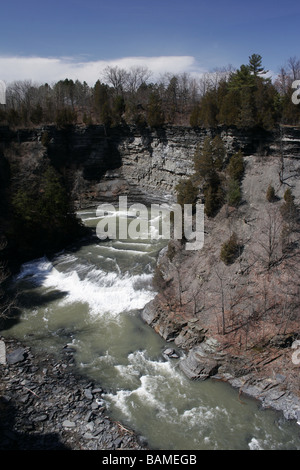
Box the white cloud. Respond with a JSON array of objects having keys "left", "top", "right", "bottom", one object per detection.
[{"left": 0, "top": 55, "right": 202, "bottom": 86}]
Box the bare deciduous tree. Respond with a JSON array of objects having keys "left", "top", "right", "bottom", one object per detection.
[
  {"left": 102, "top": 66, "right": 130, "bottom": 96},
  {"left": 126, "top": 66, "right": 152, "bottom": 94},
  {"left": 256, "top": 208, "right": 283, "bottom": 270},
  {"left": 287, "top": 56, "right": 300, "bottom": 81}
]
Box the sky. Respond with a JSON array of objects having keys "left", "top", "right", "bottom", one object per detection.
[{"left": 0, "top": 0, "right": 299, "bottom": 86}]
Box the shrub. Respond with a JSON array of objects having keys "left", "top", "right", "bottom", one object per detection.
[
  {"left": 227, "top": 178, "right": 242, "bottom": 207},
  {"left": 220, "top": 232, "right": 240, "bottom": 265},
  {"left": 266, "top": 184, "right": 276, "bottom": 202},
  {"left": 176, "top": 178, "right": 198, "bottom": 207},
  {"left": 227, "top": 150, "right": 244, "bottom": 182}
]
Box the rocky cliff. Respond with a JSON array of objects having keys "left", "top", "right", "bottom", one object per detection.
[
  {"left": 2, "top": 123, "right": 299, "bottom": 208},
  {"left": 54, "top": 124, "right": 300, "bottom": 206},
  {"left": 50, "top": 124, "right": 300, "bottom": 207}
]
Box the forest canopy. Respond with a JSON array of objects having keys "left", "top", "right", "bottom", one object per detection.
[{"left": 0, "top": 54, "right": 300, "bottom": 130}]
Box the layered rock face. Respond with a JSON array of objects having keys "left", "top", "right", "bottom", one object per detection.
[
  {"left": 2, "top": 123, "right": 299, "bottom": 207},
  {"left": 61, "top": 124, "right": 300, "bottom": 206},
  {"left": 65, "top": 124, "right": 297, "bottom": 206}
]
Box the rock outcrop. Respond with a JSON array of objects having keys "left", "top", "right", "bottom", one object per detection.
[{"left": 2, "top": 123, "right": 300, "bottom": 208}]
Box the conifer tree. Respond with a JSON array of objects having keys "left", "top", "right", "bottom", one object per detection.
[
  {"left": 217, "top": 90, "right": 240, "bottom": 126},
  {"left": 147, "top": 91, "right": 165, "bottom": 127},
  {"left": 220, "top": 232, "right": 240, "bottom": 265},
  {"left": 227, "top": 150, "right": 244, "bottom": 182},
  {"left": 227, "top": 178, "right": 241, "bottom": 207},
  {"left": 211, "top": 135, "right": 226, "bottom": 170},
  {"left": 194, "top": 137, "right": 215, "bottom": 181},
  {"left": 280, "top": 188, "right": 298, "bottom": 225},
  {"left": 249, "top": 53, "right": 268, "bottom": 77}
]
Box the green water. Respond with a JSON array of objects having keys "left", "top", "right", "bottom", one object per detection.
[{"left": 4, "top": 208, "right": 300, "bottom": 450}]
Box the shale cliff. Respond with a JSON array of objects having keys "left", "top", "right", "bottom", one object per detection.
[
  {"left": 47, "top": 124, "right": 300, "bottom": 206},
  {"left": 2, "top": 123, "right": 299, "bottom": 208}
]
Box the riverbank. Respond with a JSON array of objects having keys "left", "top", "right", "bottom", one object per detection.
[
  {"left": 179, "top": 336, "right": 300, "bottom": 422},
  {"left": 0, "top": 336, "right": 148, "bottom": 450},
  {"left": 142, "top": 298, "right": 300, "bottom": 425}
]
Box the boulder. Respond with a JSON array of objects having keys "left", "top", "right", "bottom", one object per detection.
[
  {"left": 163, "top": 348, "right": 179, "bottom": 359},
  {"left": 6, "top": 347, "right": 26, "bottom": 364},
  {"left": 179, "top": 345, "right": 219, "bottom": 380}
]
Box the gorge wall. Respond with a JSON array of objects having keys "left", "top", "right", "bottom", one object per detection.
[
  {"left": 50, "top": 124, "right": 300, "bottom": 207},
  {"left": 2, "top": 123, "right": 300, "bottom": 209}
]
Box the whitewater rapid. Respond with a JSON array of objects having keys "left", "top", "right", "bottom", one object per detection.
[{"left": 16, "top": 255, "right": 155, "bottom": 317}]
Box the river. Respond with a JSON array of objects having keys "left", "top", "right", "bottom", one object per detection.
[{"left": 4, "top": 208, "right": 300, "bottom": 450}]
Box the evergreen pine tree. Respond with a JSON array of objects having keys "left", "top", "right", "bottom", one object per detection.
[
  {"left": 211, "top": 135, "right": 226, "bottom": 170},
  {"left": 227, "top": 150, "right": 244, "bottom": 182},
  {"left": 248, "top": 53, "right": 268, "bottom": 76},
  {"left": 220, "top": 232, "right": 240, "bottom": 265},
  {"left": 147, "top": 91, "right": 165, "bottom": 127},
  {"left": 194, "top": 137, "right": 215, "bottom": 181}
]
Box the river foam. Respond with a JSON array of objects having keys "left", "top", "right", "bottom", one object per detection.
[{"left": 16, "top": 255, "right": 156, "bottom": 317}]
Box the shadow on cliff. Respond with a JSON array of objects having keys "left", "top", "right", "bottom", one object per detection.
[
  {"left": 47, "top": 125, "right": 123, "bottom": 181},
  {"left": 0, "top": 399, "right": 71, "bottom": 450},
  {"left": 138, "top": 126, "right": 168, "bottom": 158},
  {"left": 0, "top": 290, "right": 68, "bottom": 332}
]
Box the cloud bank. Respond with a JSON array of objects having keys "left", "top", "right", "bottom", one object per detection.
[{"left": 0, "top": 55, "right": 203, "bottom": 85}]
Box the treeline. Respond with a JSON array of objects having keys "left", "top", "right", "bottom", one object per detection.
[
  {"left": 190, "top": 54, "right": 300, "bottom": 129},
  {"left": 0, "top": 54, "right": 300, "bottom": 130}
]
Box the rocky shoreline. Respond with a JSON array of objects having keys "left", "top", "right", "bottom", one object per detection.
[
  {"left": 0, "top": 337, "right": 148, "bottom": 451},
  {"left": 142, "top": 301, "right": 300, "bottom": 424},
  {"left": 142, "top": 288, "right": 300, "bottom": 427},
  {"left": 177, "top": 339, "right": 300, "bottom": 423}
]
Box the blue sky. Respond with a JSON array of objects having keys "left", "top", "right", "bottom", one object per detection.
[{"left": 0, "top": 0, "right": 299, "bottom": 84}]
